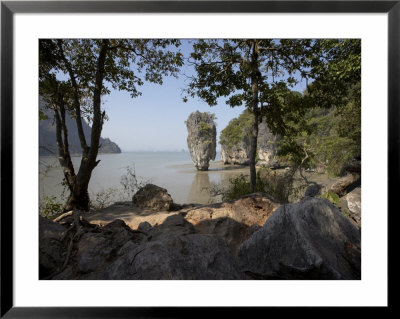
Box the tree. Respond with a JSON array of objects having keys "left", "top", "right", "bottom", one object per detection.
[
  {"left": 278, "top": 39, "right": 361, "bottom": 177},
  {"left": 184, "top": 39, "right": 314, "bottom": 191},
  {"left": 39, "top": 39, "right": 183, "bottom": 211}
]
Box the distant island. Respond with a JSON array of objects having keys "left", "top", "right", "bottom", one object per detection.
[{"left": 39, "top": 100, "right": 121, "bottom": 156}]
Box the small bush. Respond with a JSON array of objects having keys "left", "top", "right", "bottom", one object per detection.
[
  {"left": 222, "top": 174, "right": 254, "bottom": 201},
  {"left": 321, "top": 191, "right": 340, "bottom": 205},
  {"left": 257, "top": 168, "right": 304, "bottom": 203},
  {"left": 119, "top": 164, "right": 150, "bottom": 201},
  {"left": 213, "top": 167, "right": 300, "bottom": 203},
  {"left": 89, "top": 187, "right": 120, "bottom": 211},
  {"left": 39, "top": 195, "right": 64, "bottom": 218}
]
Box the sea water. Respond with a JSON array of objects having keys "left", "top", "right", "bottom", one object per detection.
[{"left": 39, "top": 151, "right": 249, "bottom": 205}]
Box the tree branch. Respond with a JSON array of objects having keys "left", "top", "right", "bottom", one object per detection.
[{"left": 57, "top": 40, "right": 89, "bottom": 155}]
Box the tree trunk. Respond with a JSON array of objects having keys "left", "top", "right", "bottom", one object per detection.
[
  {"left": 249, "top": 40, "right": 260, "bottom": 192},
  {"left": 249, "top": 111, "right": 259, "bottom": 192},
  {"left": 65, "top": 180, "right": 91, "bottom": 211},
  {"left": 57, "top": 39, "right": 109, "bottom": 212}
]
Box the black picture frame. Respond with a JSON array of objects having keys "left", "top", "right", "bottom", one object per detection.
[{"left": 1, "top": 1, "right": 396, "bottom": 317}]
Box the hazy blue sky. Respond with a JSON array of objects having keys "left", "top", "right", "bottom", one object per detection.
[{"left": 98, "top": 40, "right": 308, "bottom": 152}]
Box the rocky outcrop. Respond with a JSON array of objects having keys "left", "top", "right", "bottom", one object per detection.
[
  {"left": 39, "top": 216, "right": 68, "bottom": 278},
  {"left": 256, "top": 117, "right": 283, "bottom": 168},
  {"left": 132, "top": 184, "right": 174, "bottom": 211},
  {"left": 45, "top": 215, "right": 244, "bottom": 280},
  {"left": 99, "top": 138, "right": 121, "bottom": 154},
  {"left": 105, "top": 215, "right": 244, "bottom": 280},
  {"left": 41, "top": 193, "right": 361, "bottom": 280},
  {"left": 186, "top": 111, "right": 217, "bottom": 171},
  {"left": 219, "top": 111, "right": 252, "bottom": 165},
  {"left": 221, "top": 138, "right": 251, "bottom": 165},
  {"left": 238, "top": 197, "right": 361, "bottom": 279},
  {"left": 39, "top": 100, "right": 121, "bottom": 155},
  {"left": 219, "top": 113, "right": 282, "bottom": 167},
  {"left": 185, "top": 193, "right": 279, "bottom": 228},
  {"left": 184, "top": 193, "right": 279, "bottom": 255},
  {"left": 106, "top": 233, "right": 244, "bottom": 280}
]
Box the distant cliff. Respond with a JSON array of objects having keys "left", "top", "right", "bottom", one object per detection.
[{"left": 39, "top": 102, "right": 121, "bottom": 156}]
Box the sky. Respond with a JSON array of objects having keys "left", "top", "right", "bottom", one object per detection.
[{"left": 96, "top": 40, "right": 308, "bottom": 152}]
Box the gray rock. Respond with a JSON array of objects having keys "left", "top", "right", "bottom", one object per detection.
[
  {"left": 105, "top": 233, "right": 245, "bottom": 280},
  {"left": 186, "top": 111, "right": 217, "bottom": 171},
  {"left": 304, "top": 183, "right": 321, "bottom": 197},
  {"left": 194, "top": 217, "right": 254, "bottom": 256},
  {"left": 238, "top": 197, "right": 361, "bottom": 279},
  {"left": 39, "top": 216, "right": 68, "bottom": 278},
  {"left": 99, "top": 137, "right": 121, "bottom": 154},
  {"left": 39, "top": 98, "right": 121, "bottom": 155},
  {"left": 220, "top": 116, "right": 283, "bottom": 167},
  {"left": 150, "top": 214, "right": 197, "bottom": 241},
  {"left": 338, "top": 187, "right": 361, "bottom": 230},
  {"left": 137, "top": 221, "right": 153, "bottom": 233},
  {"left": 256, "top": 117, "right": 283, "bottom": 168},
  {"left": 132, "top": 184, "right": 174, "bottom": 211},
  {"left": 221, "top": 137, "right": 251, "bottom": 165},
  {"left": 74, "top": 219, "right": 141, "bottom": 274}
]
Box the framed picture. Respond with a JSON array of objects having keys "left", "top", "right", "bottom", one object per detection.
[{"left": 1, "top": 0, "right": 396, "bottom": 317}]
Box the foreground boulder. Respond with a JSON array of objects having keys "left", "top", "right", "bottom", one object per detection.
[
  {"left": 186, "top": 111, "right": 217, "bottom": 171},
  {"left": 105, "top": 232, "right": 244, "bottom": 280},
  {"left": 50, "top": 219, "right": 148, "bottom": 279},
  {"left": 184, "top": 193, "right": 279, "bottom": 255},
  {"left": 74, "top": 219, "right": 142, "bottom": 274},
  {"left": 105, "top": 215, "right": 244, "bottom": 279},
  {"left": 44, "top": 215, "right": 244, "bottom": 280},
  {"left": 132, "top": 184, "right": 174, "bottom": 211},
  {"left": 185, "top": 193, "right": 279, "bottom": 227},
  {"left": 238, "top": 197, "right": 361, "bottom": 280},
  {"left": 39, "top": 216, "right": 68, "bottom": 278}
]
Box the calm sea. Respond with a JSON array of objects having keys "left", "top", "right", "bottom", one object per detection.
[{"left": 39, "top": 151, "right": 249, "bottom": 205}]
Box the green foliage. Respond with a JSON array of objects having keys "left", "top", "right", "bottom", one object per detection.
[
  {"left": 198, "top": 122, "right": 214, "bottom": 140},
  {"left": 268, "top": 39, "right": 361, "bottom": 177},
  {"left": 213, "top": 167, "right": 301, "bottom": 203},
  {"left": 220, "top": 174, "right": 263, "bottom": 201},
  {"left": 39, "top": 109, "right": 49, "bottom": 120},
  {"left": 321, "top": 191, "right": 340, "bottom": 205},
  {"left": 278, "top": 84, "right": 360, "bottom": 177},
  {"left": 186, "top": 111, "right": 216, "bottom": 144},
  {"left": 307, "top": 39, "right": 361, "bottom": 109},
  {"left": 219, "top": 110, "right": 253, "bottom": 150},
  {"left": 39, "top": 195, "right": 64, "bottom": 218}
]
